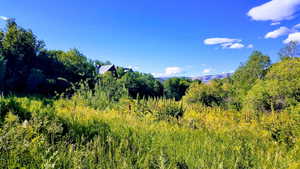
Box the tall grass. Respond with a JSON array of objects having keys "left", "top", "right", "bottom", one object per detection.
[{"left": 0, "top": 94, "right": 299, "bottom": 168}]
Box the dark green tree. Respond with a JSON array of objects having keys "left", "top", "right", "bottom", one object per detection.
[
  {"left": 0, "top": 20, "right": 95, "bottom": 95},
  {"left": 119, "top": 71, "right": 163, "bottom": 98},
  {"left": 163, "top": 78, "right": 192, "bottom": 101},
  {"left": 1, "top": 20, "right": 45, "bottom": 92}
]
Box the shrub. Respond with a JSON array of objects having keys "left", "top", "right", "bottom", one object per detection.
[
  {"left": 71, "top": 74, "right": 128, "bottom": 110},
  {"left": 243, "top": 58, "right": 300, "bottom": 114},
  {"left": 132, "top": 98, "right": 185, "bottom": 120},
  {"left": 183, "top": 81, "right": 226, "bottom": 107},
  {"left": 163, "top": 78, "right": 192, "bottom": 101},
  {"left": 0, "top": 97, "right": 31, "bottom": 123}
]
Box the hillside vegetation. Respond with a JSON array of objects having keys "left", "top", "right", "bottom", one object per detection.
[{"left": 0, "top": 21, "right": 300, "bottom": 169}]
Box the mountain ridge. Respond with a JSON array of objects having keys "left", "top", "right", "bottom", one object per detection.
[{"left": 156, "top": 73, "right": 233, "bottom": 82}]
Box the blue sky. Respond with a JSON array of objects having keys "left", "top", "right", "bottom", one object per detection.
[{"left": 1, "top": 0, "right": 300, "bottom": 77}]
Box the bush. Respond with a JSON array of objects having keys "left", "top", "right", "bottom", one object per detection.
[
  {"left": 71, "top": 74, "right": 128, "bottom": 110},
  {"left": 163, "top": 78, "right": 192, "bottom": 101},
  {"left": 132, "top": 98, "right": 185, "bottom": 120},
  {"left": 0, "top": 97, "right": 31, "bottom": 123},
  {"left": 183, "top": 81, "right": 227, "bottom": 107},
  {"left": 243, "top": 58, "right": 300, "bottom": 114}
]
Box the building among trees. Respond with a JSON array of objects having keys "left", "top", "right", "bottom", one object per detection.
[{"left": 97, "top": 64, "right": 117, "bottom": 76}]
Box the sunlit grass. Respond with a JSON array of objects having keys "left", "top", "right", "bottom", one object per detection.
[{"left": 0, "top": 96, "right": 299, "bottom": 168}]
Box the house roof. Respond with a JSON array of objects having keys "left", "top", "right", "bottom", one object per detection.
[{"left": 98, "top": 64, "right": 115, "bottom": 74}]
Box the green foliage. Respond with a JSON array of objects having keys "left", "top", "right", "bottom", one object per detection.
[
  {"left": 119, "top": 71, "right": 163, "bottom": 98},
  {"left": 244, "top": 58, "right": 300, "bottom": 114},
  {"left": 183, "top": 80, "right": 227, "bottom": 107},
  {"left": 0, "top": 19, "right": 300, "bottom": 169},
  {"left": 0, "top": 21, "right": 45, "bottom": 92},
  {"left": 0, "top": 21, "right": 95, "bottom": 95},
  {"left": 231, "top": 51, "right": 270, "bottom": 97},
  {"left": 163, "top": 78, "right": 192, "bottom": 101},
  {"left": 71, "top": 73, "right": 128, "bottom": 110},
  {"left": 0, "top": 97, "right": 31, "bottom": 123},
  {"left": 0, "top": 96, "right": 299, "bottom": 168},
  {"left": 133, "top": 98, "right": 185, "bottom": 120}
]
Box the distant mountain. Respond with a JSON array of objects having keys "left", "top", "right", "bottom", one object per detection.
[
  {"left": 156, "top": 73, "right": 232, "bottom": 83},
  {"left": 190, "top": 73, "right": 232, "bottom": 83}
]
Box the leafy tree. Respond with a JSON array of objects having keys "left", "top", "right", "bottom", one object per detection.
[
  {"left": 116, "top": 66, "right": 133, "bottom": 78},
  {"left": 163, "top": 78, "right": 192, "bottom": 101},
  {"left": 232, "top": 51, "right": 271, "bottom": 92},
  {"left": 0, "top": 21, "right": 95, "bottom": 95},
  {"left": 183, "top": 80, "right": 226, "bottom": 107},
  {"left": 244, "top": 58, "right": 300, "bottom": 114},
  {"left": 227, "top": 51, "right": 271, "bottom": 110},
  {"left": 0, "top": 20, "right": 45, "bottom": 92},
  {"left": 119, "top": 71, "right": 163, "bottom": 98}
]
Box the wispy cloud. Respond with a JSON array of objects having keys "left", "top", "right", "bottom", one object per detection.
[
  {"left": 294, "top": 23, "right": 300, "bottom": 29},
  {"left": 228, "top": 43, "right": 245, "bottom": 49},
  {"left": 152, "top": 66, "right": 184, "bottom": 77},
  {"left": 204, "top": 38, "right": 241, "bottom": 45},
  {"left": 247, "top": 0, "right": 300, "bottom": 22},
  {"left": 204, "top": 37, "right": 252, "bottom": 49},
  {"left": 271, "top": 22, "right": 281, "bottom": 26},
  {"left": 165, "top": 67, "right": 183, "bottom": 76},
  {"left": 0, "top": 16, "right": 10, "bottom": 21},
  {"left": 265, "top": 27, "right": 291, "bottom": 39},
  {"left": 247, "top": 44, "right": 254, "bottom": 48},
  {"left": 202, "top": 68, "right": 212, "bottom": 74}
]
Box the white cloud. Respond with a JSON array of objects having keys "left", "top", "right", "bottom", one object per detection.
[
  {"left": 265, "top": 27, "right": 291, "bottom": 39},
  {"left": 203, "top": 68, "right": 212, "bottom": 74},
  {"left": 221, "top": 42, "right": 245, "bottom": 49},
  {"left": 294, "top": 23, "right": 300, "bottom": 29},
  {"left": 152, "top": 66, "right": 184, "bottom": 77},
  {"left": 165, "top": 67, "right": 183, "bottom": 76},
  {"left": 247, "top": 0, "right": 300, "bottom": 21},
  {"left": 283, "top": 32, "right": 300, "bottom": 43},
  {"left": 0, "top": 16, "right": 9, "bottom": 21},
  {"left": 221, "top": 43, "right": 233, "bottom": 48},
  {"left": 247, "top": 44, "right": 254, "bottom": 48},
  {"left": 204, "top": 38, "right": 241, "bottom": 45},
  {"left": 228, "top": 43, "right": 245, "bottom": 49},
  {"left": 204, "top": 37, "right": 250, "bottom": 49},
  {"left": 271, "top": 22, "right": 281, "bottom": 26}
]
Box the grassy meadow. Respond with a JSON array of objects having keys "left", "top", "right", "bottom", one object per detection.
[
  {"left": 0, "top": 94, "right": 299, "bottom": 169},
  {"left": 0, "top": 18, "right": 300, "bottom": 169}
]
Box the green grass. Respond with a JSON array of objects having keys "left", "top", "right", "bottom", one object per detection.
[{"left": 0, "top": 96, "right": 299, "bottom": 169}]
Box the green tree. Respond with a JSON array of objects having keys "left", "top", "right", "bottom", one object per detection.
[
  {"left": 183, "top": 80, "right": 226, "bottom": 107},
  {"left": 228, "top": 51, "right": 271, "bottom": 110},
  {"left": 232, "top": 51, "right": 271, "bottom": 92},
  {"left": 1, "top": 20, "right": 45, "bottom": 92},
  {"left": 119, "top": 71, "right": 163, "bottom": 98},
  {"left": 163, "top": 78, "right": 192, "bottom": 101},
  {"left": 0, "top": 20, "right": 95, "bottom": 95},
  {"left": 244, "top": 58, "right": 300, "bottom": 114}
]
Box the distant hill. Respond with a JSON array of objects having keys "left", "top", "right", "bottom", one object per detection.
[
  {"left": 190, "top": 73, "right": 232, "bottom": 82},
  {"left": 157, "top": 73, "right": 232, "bottom": 83}
]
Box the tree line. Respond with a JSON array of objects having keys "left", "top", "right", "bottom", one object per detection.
[
  {"left": 1, "top": 20, "right": 299, "bottom": 115},
  {"left": 0, "top": 20, "right": 196, "bottom": 98}
]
